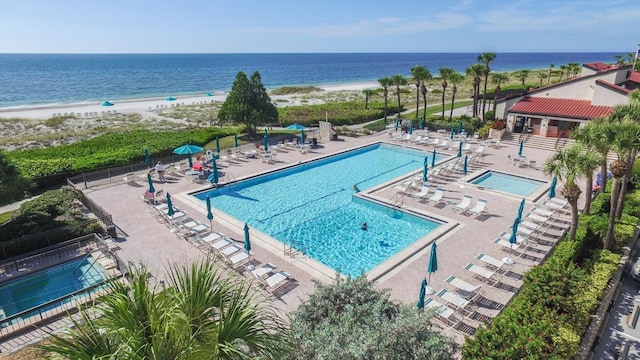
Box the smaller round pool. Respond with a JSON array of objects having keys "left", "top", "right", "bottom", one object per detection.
[{"left": 469, "top": 171, "right": 546, "bottom": 197}]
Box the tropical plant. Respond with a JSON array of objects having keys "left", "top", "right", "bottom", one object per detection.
[
  {"left": 537, "top": 72, "right": 546, "bottom": 87},
  {"left": 41, "top": 261, "right": 287, "bottom": 360},
  {"left": 558, "top": 65, "right": 568, "bottom": 81},
  {"left": 0, "top": 151, "right": 30, "bottom": 205},
  {"left": 390, "top": 74, "right": 408, "bottom": 118},
  {"left": 611, "top": 102, "right": 640, "bottom": 218},
  {"left": 218, "top": 71, "right": 277, "bottom": 138},
  {"left": 477, "top": 52, "right": 497, "bottom": 121},
  {"left": 466, "top": 63, "right": 485, "bottom": 118},
  {"left": 362, "top": 89, "right": 377, "bottom": 110},
  {"left": 284, "top": 275, "right": 457, "bottom": 359},
  {"left": 516, "top": 70, "right": 530, "bottom": 90},
  {"left": 438, "top": 67, "right": 455, "bottom": 120},
  {"left": 410, "top": 65, "right": 431, "bottom": 120},
  {"left": 378, "top": 77, "right": 392, "bottom": 124},
  {"left": 448, "top": 72, "right": 463, "bottom": 121},
  {"left": 543, "top": 144, "right": 591, "bottom": 241},
  {"left": 491, "top": 73, "right": 509, "bottom": 117},
  {"left": 547, "top": 63, "right": 555, "bottom": 85},
  {"left": 572, "top": 123, "right": 611, "bottom": 215},
  {"left": 420, "top": 73, "right": 433, "bottom": 119},
  {"left": 568, "top": 62, "right": 581, "bottom": 78}
]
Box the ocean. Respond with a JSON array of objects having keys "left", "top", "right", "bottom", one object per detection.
[{"left": 0, "top": 52, "right": 621, "bottom": 108}]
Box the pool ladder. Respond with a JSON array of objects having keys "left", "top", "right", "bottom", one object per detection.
[
  {"left": 388, "top": 193, "right": 404, "bottom": 218},
  {"left": 284, "top": 240, "right": 306, "bottom": 258}
]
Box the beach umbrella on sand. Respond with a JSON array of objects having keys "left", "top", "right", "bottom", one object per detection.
[
  {"left": 264, "top": 129, "right": 269, "bottom": 152},
  {"left": 549, "top": 176, "right": 557, "bottom": 199},
  {"left": 518, "top": 140, "right": 524, "bottom": 157},
  {"left": 504, "top": 218, "right": 519, "bottom": 264},
  {"left": 517, "top": 198, "right": 526, "bottom": 221},
  {"left": 285, "top": 123, "right": 307, "bottom": 130},
  {"left": 166, "top": 192, "right": 175, "bottom": 217},
  {"left": 204, "top": 92, "right": 213, "bottom": 97},
  {"left": 457, "top": 141, "right": 463, "bottom": 158},
  {"left": 100, "top": 101, "right": 114, "bottom": 106},
  {"left": 144, "top": 148, "right": 151, "bottom": 168},
  {"left": 423, "top": 161, "right": 428, "bottom": 182},
  {"left": 147, "top": 172, "right": 155, "bottom": 194},
  {"left": 425, "top": 242, "right": 438, "bottom": 294},
  {"left": 234, "top": 134, "right": 239, "bottom": 149},
  {"left": 301, "top": 129, "right": 305, "bottom": 143},
  {"left": 417, "top": 278, "right": 427, "bottom": 309},
  {"left": 419, "top": 118, "right": 424, "bottom": 130},
  {"left": 165, "top": 96, "right": 177, "bottom": 101},
  {"left": 431, "top": 149, "right": 436, "bottom": 168},
  {"left": 207, "top": 159, "right": 219, "bottom": 185},
  {"left": 215, "top": 137, "right": 220, "bottom": 154},
  {"left": 244, "top": 223, "right": 252, "bottom": 255},
  {"left": 206, "top": 196, "right": 214, "bottom": 227}
]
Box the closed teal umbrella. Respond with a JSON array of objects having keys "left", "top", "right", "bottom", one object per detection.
[
  {"left": 463, "top": 155, "right": 468, "bottom": 175},
  {"left": 301, "top": 129, "right": 305, "bottom": 143},
  {"left": 409, "top": 121, "right": 413, "bottom": 135},
  {"left": 147, "top": 172, "right": 155, "bottom": 194},
  {"left": 517, "top": 198, "right": 526, "bottom": 221},
  {"left": 504, "top": 217, "right": 519, "bottom": 264},
  {"left": 419, "top": 118, "right": 424, "bottom": 130},
  {"left": 234, "top": 134, "right": 239, "bottom": 149},
  {"left": 206, "top": 196, "right": 214, "bottom": 226},
  {"left": 417, "top": 278, "right": 427, "bottom": 309},
  {"left": 166, "top": 192, "right": 175, "bottom": 217},
  {"left": 215, "top": 137, "right": 220, "bottom": 154},
  {"left": 450, "top": 125, "right": 455, "bottom": 139},
  {"left": 518, "top": 140, "right": 524, "bottom": 157},
  {"left": 431, "top": 149, "right": 436, "bottom": 168},
  {"left": 457, "top": 141, "right": 462, "bottom": 157},
  {"left": 458, "top": 120, "right": 463, "bottom": 134},
  {"left": 144, "top": 148, "right": 150, "bottom": 168},
  {"left": 207, "top": 159, "right": 219, "bottom": 185},
  {"left": 549, "top": 177, "right": 557, "bottom": 198},
  {"left": 395, "top": 119, "right": 399, "bottom": 131},
  {"left": 426, "top": 242, "right": 438, "bottom": 294},
  {"left": 423, "top": 162, "right": 428, "bottom": 182},
  {"left": 244, "top": 223, "right": 252, "bottom": 255},
  {"left": 264, "top": 129, "right": 269, "bottom": 152}
]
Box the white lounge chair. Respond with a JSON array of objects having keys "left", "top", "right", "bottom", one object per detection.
[
  {"left": 437, "top": 289, "right": 472, "bottom": 315},
  {"left": 211, "top": 238, "right": 232, "bottom": 250},
  {"left": 200, "top": 232, "right": 223, "bottom": 244},
  {"left": 264, "top": 271, "right": 290, "bottom": 289},
  {"left": 475, "top": 253, "right": 504, "bottom": 271},
  {"left": 462, "top": 143, "right": 472, "bottom": 153},
  {"left": 444, "top": 276, "right": 482, "bottom": 300},
  {"left": 426, "top": 188, "right": 445, "bottom": 204},
  {"left": 431, "top": 138, "right": 441, "bottom": 147},
  {"left": 464, "top": 263, "right": 500, "bottom": 284},
  {"left": 424, "top": 298, "right": 456, "bottom": 326},
  {"left": 221, "top": 244, "right": 242, "bottom": 257},
  {"left": 227, "top": 251, "right": 251, "bottom": 266},
  {"left": 474, "top": 145, "right": 485, "bottom": 156},
  {"left": 250, "top": 263, "right": 276, "bottom": 278},
  {"left": 465, "top": 199, "right": 487, "bottom": 217},
  {"left": 412, "top": 185, "right": 431, "bottom": 199},
  {"left": 454, "top": 194, "right": 473, "bottom": 212}
]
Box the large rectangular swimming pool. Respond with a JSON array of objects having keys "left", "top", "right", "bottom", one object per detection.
[{"left": 195, "top": 143, "right": 447, "bottom": 276}]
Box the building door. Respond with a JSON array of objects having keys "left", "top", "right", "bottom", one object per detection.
[{"left": 514, "top": 116, "right": 525, "bottom": 133}]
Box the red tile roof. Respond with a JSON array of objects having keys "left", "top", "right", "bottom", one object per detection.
[
  {"left": 584, "top": 62, "right": 613, "bottom": 72},
  {"left": 630, "top": 71, "right": 640, "bottom": 84},
  {"left": 508, "top": 97, "right": 613, "bottom": 120},
  {"left": 596, "top": 79, "right": 632, "bottom": 94}
]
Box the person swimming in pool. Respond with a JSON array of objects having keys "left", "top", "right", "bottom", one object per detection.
[
  {"left": 361, "top": 222, "right": 367, "bottom": 230},
  {"left": 353, "top": 185, "right": 360, "bottom": 192}
]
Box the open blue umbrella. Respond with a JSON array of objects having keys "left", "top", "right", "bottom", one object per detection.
[
  {"left": 173, "top": 144, "right": 204, "bottom": 155},
  {"left": 423, "top": 162, "right": 428, "bottom": 182},
  {"left": 419, "top": 118, "right": 424, "bottom": 130},
  {"left": 300, "top": 129, "right": 305, "bottom": 144},
  {"left": 144, "top": 148, "right": 151, "bottom": 168},
  {"left": 264, "top": 129, "right": 269, "bottom": 152},
  {"left": 417, "top": 278, "right": 427, "bottom": 309},
  {"left": 518, "top": 140, "right": 524, "bottom": 157},
  {"left": 457, "top": 141, "right": 463, "bottom": 157},
  {"left": 517, "top": 198, "right": 526, "bottom": 221},
  {"left": 147, "top": 172, "right": 155, "bottom": 194},
  {"left": 101, "top": 101, "right": 114, "bottom": 106},
  {"left": 409, "top": 121, "right": 413, "bottom": 135},
  {"left": 207, "top": 159, "right": 219, "bottom": 185},
  {"left": 426, "top": 242, "right": 438, "bottom": 294},
  {"left": 166, "top": 192, "right": 175, "bottom": 217},
  {"left": 549, "top": 176, "right": 557, "bottom": 198},
  {"left": 285, "top": 123, "right": 307, "bottom": 130},
  {"left": 463, "top": 155, "right": 468, "bottom": 175},
  {"left": 165, "top": 96, "right": 177, "bottom": 101},
  {"left": 215, "top": 137, "right": 220, "bottom": 154},
  {"left": 431, "top": 149, "right": 436, "bottom": 168},
  {"left": 234, "top": 134, "right": 239, "bottom": 149},
  {"left": 204, "top": 92, "right": 213, "bottom": 97},
  {"left": 206, "top": 196, "right": 214, "bottom": 226},
  {"left": 458, "top": 120, "right": 463, "bottom": 134},
  {"left": 243, "top": 223, "right": 252, "bottom": 255}
]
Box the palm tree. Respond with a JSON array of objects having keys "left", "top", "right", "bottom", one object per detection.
[
  {"left": 448, "top": 72, "right": 463, "bottom": 121},
  {"left": 466, "top": 64, "right": 484, "bottom": 118},
  {"left": 420, "top": 73, "right": 433, "bottom": 119},
  {"left": 609, "top": 103, "right": 640, "bottom": 219},
  {"left": 411, "top": 65, "right": 431, "bottom": 120},
  {"left": 627, "top": 52, "right": 636, "bottom": 64},
  {"left": 537, "top": 72, "right": 546, "bottom": 87},
  {"left": 390, "top": 74, "right": 408, "bottom": 119},
  {"left": 362, "top": 89, "right": 377, "bottom": 110},
  {"left": 615, "top": 55, "right": 625, "bottom": 65},
  {"left": 516, "top": 70, "right": 530, "bottom": 91},
  {"left": 438, "top": 67, "right": 455, "bottom": 120},
  {"left": 568, "top": 62, "right": 581, "bottom": 78},
  {"left": 41, "top": 261, "right": 286, "bottom": 359},
  {"left": 543, "top": 144, "right": 590, "bottom": 241},
  {"left": 547, "top": 63, "right": 555, "bottom": 85},
  {"left": 491, "top": 73, "right": 509, "bottom": 116},
  {"left": 378, "top": 77, "right": 392, "bottom": 124},
  {"left": 477, "top": 52, "right": 497, "bottom": 121},
  {"left": 558, "top": 65, "right": 568, "bottom": 81}
]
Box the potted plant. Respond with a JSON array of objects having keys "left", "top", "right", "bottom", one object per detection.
[{"left": 488, "top": 119, "right": 507, "bottom": 139}]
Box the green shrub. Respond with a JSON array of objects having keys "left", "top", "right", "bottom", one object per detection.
[
  {"left": 589, "top": 191, "right": 610, "bottom": 215},
  {"left": 552, "top": 326, "right": 581, "bottom": 359},
  {"left": 623, "top": 190, "right": 640, "bottom": 217}
]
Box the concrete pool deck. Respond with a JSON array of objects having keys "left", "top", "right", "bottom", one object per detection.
[{"left": 79, "top": 129, "right": 570, "bottom": 340}]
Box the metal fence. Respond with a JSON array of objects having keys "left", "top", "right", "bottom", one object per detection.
[{"left": 76, "top": 189, "right": 113, "bottom": 226}]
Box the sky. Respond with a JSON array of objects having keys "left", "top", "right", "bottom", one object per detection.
[{"left": 1, "top": 0, "right": 638, "bottom": 54}]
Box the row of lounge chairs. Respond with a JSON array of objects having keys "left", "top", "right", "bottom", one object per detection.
[{"left": 397, "top": 182, "right": 488, "bottom": 217}]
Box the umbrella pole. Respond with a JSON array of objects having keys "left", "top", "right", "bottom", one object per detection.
[
  {"left": 426, "top": 273, "right": 435, "bottom": 295},
  {"left": 503, "top": 244, "right": 515, "bottom": 264}
]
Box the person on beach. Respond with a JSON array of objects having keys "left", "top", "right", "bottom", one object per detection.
[{"left": 155, "top": 161, "right": 166, "bottom": 183}]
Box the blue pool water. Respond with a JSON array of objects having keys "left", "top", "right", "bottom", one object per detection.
[
  {"left": 0, "top": 257, "right": 107, "bottom": 320},
  {"left": 470, "top": 171, "right": 546, "bottom": 197},
  {"left": 195, "top": 143, "right": 447, "bottom": 276}
]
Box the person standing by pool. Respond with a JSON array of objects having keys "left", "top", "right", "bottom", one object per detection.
[{"left": 155, "top": 161, "right": 166, "bottom": 183}]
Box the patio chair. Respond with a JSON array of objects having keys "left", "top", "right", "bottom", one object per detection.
[
  {"left": 424, "top": 298, "right": 456, "bottom": 326},
  {"left": 465, "top": 199, "right": 487, "bottom": 217},
  {"left": 430, "top": 138, "right": 441, "bottom": 147},
  {"left": 220, "top": 244, "right": 242, "bottom": 257},
  {"left": 426, "top": 188, "right": 445, "bottom": 205},
  {"left": 444, "top": 275, "right": 482, "bottom": 300},
  {"left": 227, "top": 251, "right": 252, "bottom": 267},
  {"left": 412, "top": 185, "right": 431, "bottom": 200},
  {"left": 462, "top": 143, "right": 473, "bottom": 153},
  {"left": 263, "top": 271, "right": 290, "bottom": 290},
  {"left": 464, "top": 263, "right": 500, "bottom": 285},
  {"left": 453, "top": 194, "right": 473, "bottom": 212},
  {"left": 250, "top": 263, "right": 277, "bottom": 279},
  {"left": 475, "top": 253, "right": 505, "bottom": 271},
  {"left": 437, "top": 289, "right": 473, "bottom": 315}
]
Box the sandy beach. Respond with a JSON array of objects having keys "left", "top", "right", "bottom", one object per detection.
[{"left": 0, "top": 82, "right": 380, "bottom": 121}]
